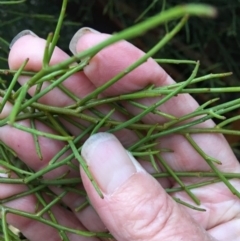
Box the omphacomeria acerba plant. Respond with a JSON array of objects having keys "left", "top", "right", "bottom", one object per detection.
[{"left": 0, "top": 0, "right": 240, "bottom": 240}]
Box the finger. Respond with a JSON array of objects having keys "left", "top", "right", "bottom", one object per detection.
[
  {"left": 52, "top": 185, "right": 106, "bottom": 232},
  {"left": 72, "top": 28, "right": 239, "bottom": 173},
  {"left": 8, "top": 31, "right": 138, "bottom": 147},
  {"left": 0, "top": 100, "right": 70, "bottom": 175},
  {"left": 9, "top": 31, "right": 95, "bottom": 106},
  {"left": 208, "top": 218, "right": 240, "bottom": 241},
  {"left": 0, "top": 169, "right": 99, "bottom": 241},
  {"left": 0, "top": 99, "right": 105, "bottom": 233},
  {"left": 81, "top": 133, "right": 214, "bottom": 241}
]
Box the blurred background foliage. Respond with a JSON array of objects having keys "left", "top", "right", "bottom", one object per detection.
[{"left": 1, "top": 0, "right": 240, "bottom": 149}]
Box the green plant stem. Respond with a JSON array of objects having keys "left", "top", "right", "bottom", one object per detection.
[
  {"left": 69, "top": 140, "right": 103, "bottom": 198},
  {"left": 0, "top": 160, "right": 31, "bottom": 175},
  {"left": 156, "top": 153, "right": 201, "bottom": 205},
  {"left": 217, "top": 115, "right": 240, "bottom": 128},
  {"left": 0, "top": 141, "right": 16, "bottom": 157},
  {"left": 78, "top": 15, "right": 189, "bottom": 106},
  {"left": 9, "top": 122, "right": 73, "bottom": 141},
  {"left": 1, "top": 209, "right": 9, "bottom": 241},
  {"left": 0, "top": 206, "right": 112, "bottom": 238},
  {"left": 154, "top": 58, "right": 197, "bottom": 64},
  {"left": 43, "top": 33, "right": 53, "bottom": 68},
  {"left": 0, "top": 0, "right": 25, "bottom": 4},
  {"left": 43, "top": 113, "right": 103, "bottom": 197},
  {"left": 185, "top": 133, "right": 240, "bottom": 198},
  {"left": 18, "top": 168, "right": 68, "bottom": 240},
  {"left": 50, "top": 124, "right": 94, "bottom": 165},
  {"left": 129, "top": 98, "right": 240, "bottom": 150},
  {"left": 167, "top": 72, "right": 232, "bottom": 88},
  {"left": 91, "top": 108, "right": 115, "bottom": 135},
  {"left": 30, "top": 119, "right": 43, "bottom": 160},
  {"left": 0, "top": 59, "right": 29, "bottom": 113},
  {"left": 166, "top": 179, "right": 221, "bottom": 193},
  {"left": 47, "top": 0, "right": 68, "bottom": 61},
  {"left": 153, "top": 171, "right": 240, "bottom": 178},
  {"left": 18, "top": 62, "right": 87, "bottom": 115},
  {"left": 153, "top": 87, "right": 240, "bottom": 94},
  {"left": 110, "top": 60, "right": 199, "bottom": 133},
  {"left": 180, "top": 128, "right": 240, "bottom": 136},
  {"left": 37, "top": 191, "right": 67, "bottom": 217},
  {"left": 0, "top": 185, "right": 46, "bottom": 204},
  {"left": 134, "top": 0, "right": 159, "bottom": 23},
  {"left": 75, "top": 199, "right": 89, "bottom": 212},
  {"left": 1, "top": 171, "right": 240, "bottom": 185},
  {"left": 8, "top": 84, "right": 29, "bottom": 125},
  {"left": 173, "top": 197, "right": 206, "bottom": 211}
]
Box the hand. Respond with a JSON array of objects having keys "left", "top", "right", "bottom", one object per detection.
[{"left": 1, "top": 27, "right": 239, "bottom": 241}]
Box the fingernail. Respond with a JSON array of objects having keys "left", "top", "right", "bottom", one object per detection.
[
  {"left": 69, "top": 27, "right": 100, "bottom": 55},
  {"left": 10, "top": 30, "right": 38, "bottom": 49},
  {"left": 81, "top": 133, "right": 143, "bottom": 194}
]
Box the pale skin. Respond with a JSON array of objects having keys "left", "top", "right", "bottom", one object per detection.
[{"left": 0, "top": 28, "right": 239, "bottom": 240}]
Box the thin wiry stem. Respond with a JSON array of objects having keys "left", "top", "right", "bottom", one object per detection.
[{"left": 1, "top": 1, "right": 239, "bottom": 239}]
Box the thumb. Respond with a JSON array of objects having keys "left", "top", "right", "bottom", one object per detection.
[{"left": 80, "top": 133, "right": 211, "bottom": 241}]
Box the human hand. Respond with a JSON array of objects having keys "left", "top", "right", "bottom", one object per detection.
[{"left": 1, "top": 27, "right": 239, "bottom": 241}]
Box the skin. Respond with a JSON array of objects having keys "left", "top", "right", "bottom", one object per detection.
[{"left": 0, "top": 29, "right": 239, "bottom": 241}]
